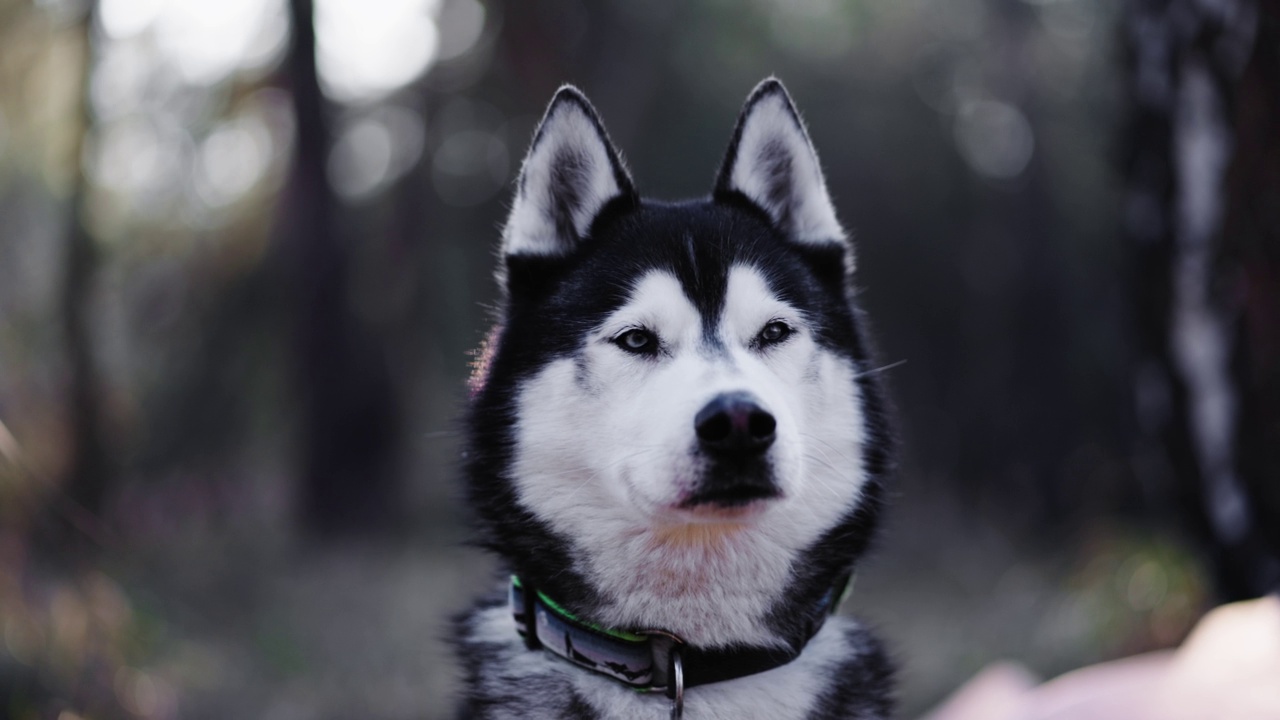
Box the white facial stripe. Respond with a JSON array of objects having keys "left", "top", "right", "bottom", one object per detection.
[
  {"left": 720, "top": 264, "right": 801, "bottom": 345},
  {"left": 596, "top": 271, "right": 700, "bottom": 348}
]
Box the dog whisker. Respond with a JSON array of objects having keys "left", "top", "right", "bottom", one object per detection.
[
  {"left": 802, "top": 458, "right": 850, "bottom": 500},
  {"left": 421, "top": 429, "right": 461, "bottom": 440},
  {"left": 856, "top": 358, "right": 907, "bottom": 378}
]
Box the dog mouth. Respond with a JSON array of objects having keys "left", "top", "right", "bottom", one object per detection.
[
  {"left": 676, "top": 460, "right": 782, "bottom": 515},
  {"left": 680, "top": 483, "right": 780, "bottom": 509},
  {"left": 667, "top": 496, "right": 773, "bottom": 528}
]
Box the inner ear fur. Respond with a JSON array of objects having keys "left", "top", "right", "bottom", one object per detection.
[
  {"left": 501, "top": 86, "right": 636, "bottom": 262},
  {"left": 714, "top": 78, "right": 849, "bottom": 253}
]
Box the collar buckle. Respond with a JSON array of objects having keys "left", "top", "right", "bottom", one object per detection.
[
  {"left": 632, "top": 627, "right": 686, "bottom": 694},
  {"left": 668, "top": 646, "right": 684, "bottom": 720}
]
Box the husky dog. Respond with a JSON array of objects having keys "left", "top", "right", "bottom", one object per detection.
[{"left": 455, "top": 79, "right": 894, "bottom": 719}]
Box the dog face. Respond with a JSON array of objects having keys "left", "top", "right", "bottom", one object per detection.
[
  {"left": 511, "top": 229, "right": 865, "bottom": 524},
  {"left": 467, "top": 80, "right": 889, "bottom": 646}
]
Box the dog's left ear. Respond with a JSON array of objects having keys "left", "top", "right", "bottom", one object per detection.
[{"left": 714, "top": 79, "right": 847, "bottom": 249}]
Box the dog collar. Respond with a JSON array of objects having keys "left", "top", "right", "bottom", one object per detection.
[{"left": 509, "top": 572, "right": 853, "bottom": 702}]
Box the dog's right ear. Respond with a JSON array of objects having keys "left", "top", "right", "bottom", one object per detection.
[
  {"left": 714, "top": 79, "right": 847, "bottom": 250},
  {"left": 501, "top": 87, "right": 635, "bottom": 264}
]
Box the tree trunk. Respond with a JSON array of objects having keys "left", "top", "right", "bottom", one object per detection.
[
  {"left": 59, "top": 0, "right": 111, "bottom": 554},
  {"left": 283, "top": 0, "right": 401, "bottom": 536},
  {"left": 1125, "top": 0, "right": 1280, "bottom": 600},
  {"left": 1220, "top": 0, "right": 1280, "bottom": 595}
]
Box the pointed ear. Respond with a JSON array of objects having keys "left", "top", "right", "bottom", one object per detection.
[
  {"left": 714, "top": 79, "right": 846, "bottom": 248},
  {"left": 502, "top": 86, "right": 635, "bottom": 258}
]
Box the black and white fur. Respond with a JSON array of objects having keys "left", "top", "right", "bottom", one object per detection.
[{"left": 456, "top": 79, "right": 894, "bottom": 719}]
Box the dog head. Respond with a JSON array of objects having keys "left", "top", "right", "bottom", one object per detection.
[{"left": 466, "top": 80, "right": 891, "bottom": 647}]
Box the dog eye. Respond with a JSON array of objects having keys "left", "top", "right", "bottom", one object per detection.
[
  {"left": 614, "top": 328, "right": 658, "bottom": 355},
  {"left": 757, "top": 320, "right": 792, "bottom": 346}
]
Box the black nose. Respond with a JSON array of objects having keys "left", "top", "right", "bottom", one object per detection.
[{"left": 695, "top": 392, "right": 777, "bottom": 455}]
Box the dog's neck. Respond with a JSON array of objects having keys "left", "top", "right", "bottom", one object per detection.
[
  {"left": 522, "top": 514, "right": 842, "bottom": 650},
  {"left": 607, "top": 522, "right": 794, "bottom": 647},
  {"left": 510, "top": 566, "right": 851, "bottom": 699}
]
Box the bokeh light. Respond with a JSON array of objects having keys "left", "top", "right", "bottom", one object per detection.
[
  {"left": 954, "top": 99, "right": 1035, "bottom": 179},
  {"left": 316, "top": 0, "right": 441, "bottom": 103},
  {"left": 435, "top": 0, "right": 487, "bottom": 63},
  {"left": 98, "top": 0, "right": 287, "bottom": 85},
  {"left": 329, "top": 105, "right": 425, "bottom": 202},
  {"left": 194, "top": 115, "right": 274, "bottom": 208}
]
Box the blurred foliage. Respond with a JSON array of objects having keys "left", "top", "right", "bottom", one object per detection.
[
  {"left": 0, "top": 0, "right": 1219, "bottom": 717},
  {"left": 1067, "top": 527, "right": 1210, "bottom": 654}
]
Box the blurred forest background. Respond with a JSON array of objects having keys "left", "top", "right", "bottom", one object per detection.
[{"left": 1, "top": 0, "right": 1278, "bottom": 718}]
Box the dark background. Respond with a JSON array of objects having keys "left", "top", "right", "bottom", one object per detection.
[{"left": 2, "top": 0, "right": 1277, "bottom": 717}]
